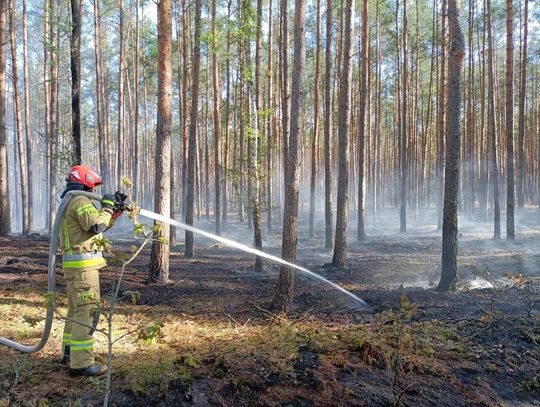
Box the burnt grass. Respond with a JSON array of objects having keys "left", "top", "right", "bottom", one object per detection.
[{"left": 1, "top": 211, "right": 540, "bottom": 407}]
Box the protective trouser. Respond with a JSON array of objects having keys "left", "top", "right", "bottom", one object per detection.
[{"left": 62, "top": 267, "right": 101, "bottom": 369}]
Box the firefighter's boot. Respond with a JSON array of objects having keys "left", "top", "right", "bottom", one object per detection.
[{"left": 69, "top": 363, "right": 105, "bottom": 377}]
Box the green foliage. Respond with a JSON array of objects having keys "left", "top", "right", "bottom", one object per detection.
[
  {"left": 229, "top": 376, "right": 241, "bottom": 391},
  {"left": 121, "top": 177, "right": 133, "bottom": 188},
  {"left": 157, "top": 236, "right": 170, "bottom": 245},
  {"left": 223, "top": 166, "right": 240, "bottom": 184},
  {"left": 22, "top": 315, "right": 42, "bottom": 328},
  {"left": 121, "top": 290, "right": 141, "bottom": 305},
  {"left": 110, "top": 250, "right": 130, "bottom": 266},
  {"left": 246, "top": 126, "right": 258, "bottom": 142},
  {"left": 88, "top": 377, "right": 104, "bottom": 396},
  {"left": 137, "top": 322, "right": 164, "bottom": 345},
  {"left": 210, "top": 356, "right": 229, "bottom": 379},
  {"left": 133, "top": 222, "right": 146, "bottom": 236},
  {"left": 43, "top": 292, "right": 55, "bottom": 309},
  {"left": 93, "top": 237, "right": 112, "bottom": 254},
  {"left": 518, "top": 375, "right": 540, "bottom": 392},
  {"left": 176, "top": 366, "right": 192, "bottom": 384},
  {"left": 399, "top": 293, "right": 417, "bottom": 320},
  {"left": 120, "top": 358, "right": 187, "bottom": 396},
  {"left": 177, "top": 353, "right": 200, "bottom": 369}
]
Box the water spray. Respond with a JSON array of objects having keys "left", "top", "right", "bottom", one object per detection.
[
  {"left": 0, "top": 192, "right": 367, "bottom": 354},
  {"left": 138, "top": 209, "right": 368, "bottom": 306}
]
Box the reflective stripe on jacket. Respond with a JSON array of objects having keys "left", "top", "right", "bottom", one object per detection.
[
  {"left": 60, "top": 195, "right": 112, "bottom": 271},
  {"left": 62, "top": 251, "right": 106, "bottom": 269}
]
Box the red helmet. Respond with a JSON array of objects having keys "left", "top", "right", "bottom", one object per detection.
[{"left": 67, "top": 165, "right": 103, "bottom": 189}]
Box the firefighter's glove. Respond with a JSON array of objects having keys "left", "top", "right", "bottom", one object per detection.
[
  {"left": 100, "top": 194, "right": 116, "bottom": 214},
  {"left": 114, "top": 191, "right": 130, "bottom": 212}
]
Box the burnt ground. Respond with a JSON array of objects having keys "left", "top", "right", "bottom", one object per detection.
[{"left": 0, "top": 208, "right": 539, "bottom": 406}]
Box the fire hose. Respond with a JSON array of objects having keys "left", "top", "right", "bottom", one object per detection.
[
  {"left": 1, "top": 191, "right": 368, "bottom": 354},
  {"left": 0, "top": 190, "right": 102, "bottom": 353}
]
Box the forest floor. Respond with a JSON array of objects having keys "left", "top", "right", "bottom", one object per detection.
[{"left": 1, "top": 208, "right": 540, "bottom": 406}]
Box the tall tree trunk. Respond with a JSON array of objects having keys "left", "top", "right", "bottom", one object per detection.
[
  {"left": 266, "top": 0, "right": 273, "bottom": 233},
  {"left": 49, "top": 0, "right": 58, "bottom": 233},
  {"left": 181, "top": 0, "right": 189, "bottom": 218},
  {"left": 251, "top": 0, "right": 263, "bottom": 270},
  {"left": 0, "top": 0, "right": 9, "bottom": 235},
  {"left": 223, "top": 0, "right": 231, "bottom": 225},
  {"left": 149, "top": 0, "right": 172, "bottom": 283},
  {"left": 400, "top": 0, "right": 408, "bottom": 233},
  {"left": 437, "top": 0, "right": 447, "bottom": 230},
  {"left": 280, "top": 0, "right": 289, "bottom": 209},
  {"left": 505, "top": 0, "right": 514, "bottom": 239},
  {"left": 272, "top": 0, "right": 306, "bottom": 313},
  {"left": 43, "top": 0, "right": 50, "bottom": 230},
  {"left": 70, "top": 0, "right": 82, "bottom": 164},
  {"left": 133, "top": 0, "right": 140, "bottom": 200},
  {"left": 93, "top": 0, "right": 105, "bottom": 181},
  {"left": 204, "top": 82, "right": 210, "bottom": 220},
  {"left": 374, "top": 0, "right": 381, "bottom": 218},
  {"left": 331, "top": 0, "right": 353, "bottom": 267},
  {"left": 486, "top": 0, "right": 500, "bottom": 239},
  {"left": 185, "top": 0, "right": 202, "bottom": 257},
  {"left": 22, "top": 0, "right": 32, "bottom": 231},
  {"left": 9, "top": 0, "right": 29, "bottom": 234},
  {"left": 357, "top": 0, "right": 368, "bottom": 241},
  {"left": 249, "top": 85, "right": 263, "bottom": 270},
  {"left": 465, "top": 0, "right": 475, "bottom": 214},
  {"left": 438, "top": 0, "right": 464, "bottom": 292},
  {"left": 117, "top": 0, "right": 125, "bottom": 185},
  {"left": 308, "top": 0, "right": 321, "bottom": 239},
  {"left": 323, "top": 0, "right": 334, "bottom": 249},
  {"left": 479, "top": 9, "right": 487, "bottom": 220},
  {"left": 238, "top": 34, "right": 245, "bottom": 224},
  {"left": 517, "top": 0, "right": 528, "bottom": 208},
  {"left": 212, "top": 0, "right": 221, "bottom": 235}
]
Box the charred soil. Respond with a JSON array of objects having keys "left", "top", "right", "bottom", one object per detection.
[{"left": 1, "top": 213, "right": 539, "bottom": 406}]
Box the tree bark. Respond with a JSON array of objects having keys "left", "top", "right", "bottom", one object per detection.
[
  {"left": 323, "top": 0, "right": 334, "bottom": 249},
  {"left": 438, "top": 0, "right": 464, "bottom": 292},
  {"left": 223, "top": 0, "right": 231, "bottom": 225},
  {"left": 280, "top": 0, "right": 290, "bottom": 209},
  {"left": 505, "top": 0, "right": 514, "bottom": 240},
  {"left": 251, "top": 0, "right": 263, "bottom": 270},
  {"left": 49, "top": 0, "right": 58, "bottom": 233},
  {"left": 486, "top": 0, "right": 500, "bottom": 239},
  {"left": 117, "top": 0, "right": 126, "bottom": 185},
  {"left": 0, "top": 0, "right": 9, "bottom": 235},
  {"left": 22, "top": 0, "right": 33, "bottom": 231},
  {"left": 331, "top": 0, "right": 353, "bottom": 267},
  {"left": 517, "top": 0, "right": 528, "bottom": 208},
  {"left": 9, "top": 0, "right": 29, "bottom": 234},
  {"left": 70, "top": 0, "right": 82, "bottom": 165},
  {"left": 185, "top": 0, "right": 202, "bottom": 257},
  {"left": 133, "top": 0, "right": 140, "bottom": 201},
  {"left": 437, "top": 0, "right": 447, "bottom": 231},
  {"left": 309, "top": 0, "right": 321, "bottom": 239},
  {"left": 149, "top": 0, "right": 172, "bottom": 283},
  {"left": 211, "top": 0, "right": 221, "bottom": 235},
  {"left": 400, "top": 0, "right": 408, "bottom": 234},
  {"left": 266, "top": 0, "right": 274, "bottom": 233},
  {"left": 357, "top": 0, "right": 368, "bottom": 241},
  {"left": 181, "top": 0, "right": 189, "bottom": 218},
  {"left": 272, "top": 0, "right": 306, "bottom": 313}
]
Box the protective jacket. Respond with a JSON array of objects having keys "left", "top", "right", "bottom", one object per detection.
[
  {"left": 60, "top": 194, "right": 116, "bottom": 370},
  {"left": 59, "top": 195, "right": 113, "bottom": 270}
]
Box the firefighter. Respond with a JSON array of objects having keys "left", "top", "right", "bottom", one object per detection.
[{"left": 59, "top": 165, "right": 129, "bottom": 376}]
